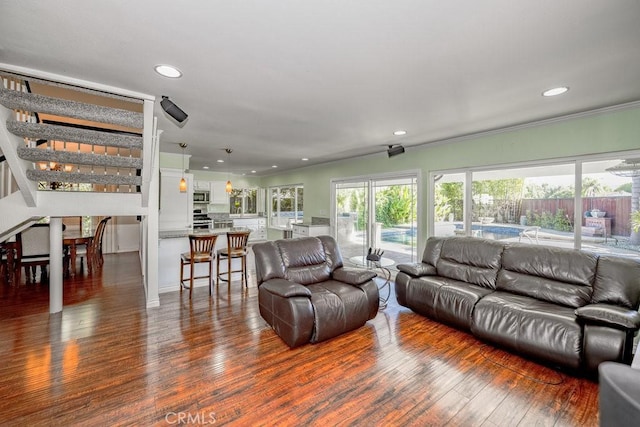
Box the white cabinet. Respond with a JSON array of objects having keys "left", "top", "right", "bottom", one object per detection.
[
  {"left": 159, "top": 168, "right": 193, "bottom": 231},
  {"left": 211, "top": 181, "right": 230, "bottom": 205},
  {"left": 292, "top": 224, "right": 330, "bottom": 238},
  {"left": 194, "top": 180, "right": 210, "bottom": 191},
  {"left": 233, "top": 217, "right": 267, "bottom": 242}
]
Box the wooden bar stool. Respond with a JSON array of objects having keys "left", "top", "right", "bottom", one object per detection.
[
  {"left": 180, "top": 233, "right": 218, "bottom": 298},
  {"left": 216, "top": 230, "right": 251, "bottom": 288}
]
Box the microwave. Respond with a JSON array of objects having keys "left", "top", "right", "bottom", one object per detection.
[{"left": 193, "top": 191, "right": 210, "bottom": 203}]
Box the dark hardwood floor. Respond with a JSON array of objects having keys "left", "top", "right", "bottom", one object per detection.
[{"left": 0, "top": 252, "right": 599, "bottom": 426}]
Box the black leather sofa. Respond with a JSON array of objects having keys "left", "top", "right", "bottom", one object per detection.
[
  {"left": 396, "top": 236, "right": 640, "bottom": 373},
  {"left": 253, "top": 235, "right": 379, "bottom": 348}
]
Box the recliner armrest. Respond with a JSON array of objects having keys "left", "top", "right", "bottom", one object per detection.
[
  {"left": 396, "top": 262, "right": 436, "bottom": 277},
  {"left": 260, "top": 279, "right": 312, "bottom": 298},
  {"left": 332, "top": 267, "right": 376, "bottom": 285},
  {"left": 575, "top": 303, "right": 640, "bottom": 331}
]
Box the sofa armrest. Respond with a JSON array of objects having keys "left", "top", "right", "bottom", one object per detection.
[
  {"left": 260, "top": 279, "right": 312, "bottom": 298},
  {"left": 576, "top": 303, "right": 640, "bottom": 331},
  {"left": 396, "top": 262, "right": 436, "bottom": 277},
  {"left": 332, "top": 267, "right": 377, "bottom": 285}
]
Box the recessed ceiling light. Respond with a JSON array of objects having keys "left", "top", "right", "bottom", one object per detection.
[
  {"left": 217, "top": 159, "right": 224, "bottom": 163},
  {"left": 393, "top": 130, "right": 407, "bottom": 136},
  {"left": 272, "top": 165, "right": 278, "bottom": 168},
  {"left": 202, "top": 166, "right": 209, "bottom": 170},
  {"left": 542, "top": 86, "right": 569, "bottom": 97},
  {"left": 251, "top": 170, "right": 256, "bottom": 173},
  {"left": 301, "top": 158, "right": 309, "bottom": 161},
  {"left": 154, "top": 64, "right": 182, "bottom": 78}
]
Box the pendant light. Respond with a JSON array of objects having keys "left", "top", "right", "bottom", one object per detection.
[
  {"left": 225, "top": 148, "right": 233, "bottom": 193},
  {"left": 179, "top": 143, "right": 187, "bottom": 192}
]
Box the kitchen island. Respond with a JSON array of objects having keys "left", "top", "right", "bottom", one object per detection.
[{"left": 158, "top": 228, "right": 250, "bottom": 293}]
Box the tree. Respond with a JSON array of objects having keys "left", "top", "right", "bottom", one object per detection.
[
  {"left": 436, "top": 182, "right": 463, "bottom": 221},
  {"left": 615, "top": 183, "right": 632, "bottom": 193},
  {"left": 376, "top": 186, "right": 414, "bottom": 227},
  {"left": 581, "top": 177, "right": 609, "bottom": 197}
]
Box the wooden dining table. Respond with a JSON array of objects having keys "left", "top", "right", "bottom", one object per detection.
[{"left": 63, "top": 231, "right": 93, "bottom": 277}]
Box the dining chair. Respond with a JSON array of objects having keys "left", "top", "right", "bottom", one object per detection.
[
  {"left": 180, "top": 233, "right": 218, "bottom": 298},
  {"left": 216, "top": 230, "right": 251, "bottom": 288},
  {"left": 1, "top": 241, "right": 19, "bottom": 285},
  {"left": 17, "top": 223, "right": 51, "bottom": 283},
  {"left": 91, "top": 216, "right": 111, "bottom": 269},
  {"left": 73, "top": 216, "right": 111, "bottom": 273}
]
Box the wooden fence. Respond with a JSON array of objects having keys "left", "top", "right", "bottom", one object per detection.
[{"left": 520, "top": 197, "right": 632, "bottom": 236}]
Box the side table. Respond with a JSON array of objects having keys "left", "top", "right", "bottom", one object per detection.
[{"left": 349, "top": 255, "right": 394, "bottom": 310}]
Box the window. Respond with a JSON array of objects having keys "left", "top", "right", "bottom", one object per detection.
[
  {"left": 229, "top": 188, "right": 258, "bottom": 215},
  {"left": 269, "top": 185, "right": 303, "bottom": 227},
  {"left": 430, "top": 151, "right": 640, "bottom": 257}
]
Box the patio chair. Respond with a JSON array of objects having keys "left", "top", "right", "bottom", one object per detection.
[{"left": 518, "top": 226, "right": 540, "bottom": 244}]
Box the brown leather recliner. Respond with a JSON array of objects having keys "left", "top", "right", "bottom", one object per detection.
[{"left": 253, "top": 235, "right": 379, "bottom": 348}]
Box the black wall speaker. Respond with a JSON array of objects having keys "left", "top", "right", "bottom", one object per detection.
[
  {"left": 160, "top": 96, "right": 188, "bottom": 123},
  {"left": 387, "top": 145, "right": 405, "bottom": 157}
]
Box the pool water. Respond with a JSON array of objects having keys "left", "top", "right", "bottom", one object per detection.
[
  {"left": 381, "top": 224, "right": 522, "bottom": 245},
  {"left": 382, "top": 228, "right": 416, "bottom": 245},
  {"left": 456, "top": 224, "right": 522, "bottom": 241}
]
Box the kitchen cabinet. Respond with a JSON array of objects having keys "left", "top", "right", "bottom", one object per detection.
[
  {"left": 211, "top": 181, "right": 230, "bottom": 205},
  {"left": 291, "top": 224, "right": 330, "bottom": 238},
  {"left": 233, "top": 218, "right": 267, "bottom": 242},
  {"left": 159, "top": 168, "right": 193, "bottom": 231},
  {"left": 194, "top": 180, "right": 210, "bottom": 191}
]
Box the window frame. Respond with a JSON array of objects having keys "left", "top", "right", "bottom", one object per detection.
[
  {"left": 429, "top": 149, "right": 640, "bottom": 251},
  {"left": 268, "top": 184, "right": 304, "bottom": 228}
]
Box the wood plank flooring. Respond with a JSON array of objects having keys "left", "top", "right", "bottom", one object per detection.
[{"left": 0, "top": 252, "right": 599, "bottom": 426}]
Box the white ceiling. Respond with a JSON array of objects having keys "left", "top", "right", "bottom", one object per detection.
[{"left": 2, "top": 0, "right": 640, "bottom": 176}]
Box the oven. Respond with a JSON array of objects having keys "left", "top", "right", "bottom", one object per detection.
[{"left": 193, "top": 210, "right": 213, "bottom": 229}]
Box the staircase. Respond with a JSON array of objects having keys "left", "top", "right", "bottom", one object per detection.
[
  {"left": 0, "top": 69, "right": 158, "bottom": 241},
  {"left": 0, "top": 66, "right": 161, "bottom": 308}
]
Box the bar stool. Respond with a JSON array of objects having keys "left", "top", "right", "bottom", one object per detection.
[
  {"left": 216, "top": 230, "right": 251, "bottom": 288},
  {"left": 180, "top": 233, "right": 218, "bottom": 298}
]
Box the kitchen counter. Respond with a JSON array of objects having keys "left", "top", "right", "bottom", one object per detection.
[
  {"left": 291, "top": 223, "right": 330, "bottom": 238},
  {"left": 159, "top": 227, "right": 249, "bottom": 240}
]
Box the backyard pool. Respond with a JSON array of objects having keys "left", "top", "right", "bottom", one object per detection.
[
  {"left": 456, "top": 224, "right": 522, "bottom": 240},
  {"left": 378, "top": 224, "right": 523, "bottom": 245},
  {"left": 381, "top": 228, "right": 417, "bottom": 245}
]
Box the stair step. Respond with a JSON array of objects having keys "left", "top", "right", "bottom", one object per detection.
[
  {"left": 27, "top": 169, "right": 142, "bottom": 186},
  {"left": 0, "top": 88, "right": 143, "bottom": 129},
  {"left": 7, "top": 121, "right": 143, "bottom": 150},
  {"left": 17, "top": 147, "right": 143, "bottom": 169}
]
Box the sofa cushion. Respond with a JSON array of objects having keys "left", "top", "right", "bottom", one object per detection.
[
  {"left": 471, "top": 292, "right": 582, "bottom": 369},
  {"left": 404, "top": 276, "right": 494, "bottom": 331},
  {"left": 436, "top": 237, "right": 504, "bottom": 289},
  {"left": 420, "top": 236, "right": 446, "bottom": 266},
  {"left": 497, "top": 244, "right": 597, "bottom": 308},
  {"left": 307, "top": 280, "right": 370, "bottom": 343},
  {"left": 592, "top": 256, "right": 640, "bottom": 309}
]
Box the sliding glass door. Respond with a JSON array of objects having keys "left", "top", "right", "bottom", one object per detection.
[{"left": 334, "top": 174, "right": 418, "bottom": 269}]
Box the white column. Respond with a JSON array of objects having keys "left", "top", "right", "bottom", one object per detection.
[{"left": 49, "top": 217, "right": 63, "bottom": 313}]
